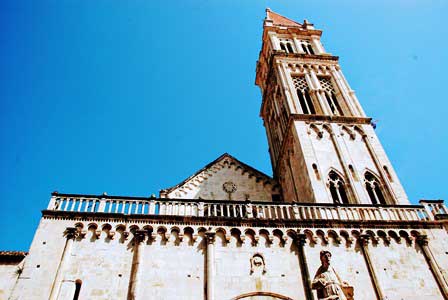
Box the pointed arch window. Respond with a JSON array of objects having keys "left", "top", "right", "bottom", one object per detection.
[
  {"left": 328, "top": 171, "right": 349, "bottom": 204},
  {"left": 292, "top": 76, "right": 315, "bottom": 114},
  {"left": 319, "top": 77, "right": 344, "bottom": 116},
  {"left": 364, "top": 172, "right": 386, "bottom": 205}
]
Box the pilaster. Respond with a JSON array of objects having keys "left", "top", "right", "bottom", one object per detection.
[{"left": 205, "top": 231, "right": 216, "bottom": 300}]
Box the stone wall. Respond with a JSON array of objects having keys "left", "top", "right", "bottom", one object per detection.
[
  {"left": 0, "top": 261, "right": 21, "bottom": 300},
  {"left": 286, "top": 120, "right": 410, "bottom": 206},
  {"left": 7, "top": 216, "right": 447, "bottom": 300}
]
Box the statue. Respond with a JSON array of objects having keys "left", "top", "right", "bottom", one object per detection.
[{"left": 312, "top": 250, "right": 353, "bottom": 300}]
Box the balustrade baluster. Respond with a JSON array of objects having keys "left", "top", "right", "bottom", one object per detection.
[
  {"left": 281, "top": 206, "right": 286, "bottom": 219},
  {"left": 267, "top": 206, "right": 272, "bottom": 219},
  {"left": 285, "top": 206, "right": 291, "bottom": 219},
  {"left": 76, "top": 199, "right": 82, "bottom": 212}
]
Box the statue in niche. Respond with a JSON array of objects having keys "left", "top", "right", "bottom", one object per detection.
[
  {"left": 250, "top": 253, "right": 267, "bottom": 275},
  {"left": 312, "top": 250, "right": 353, "bottom": 300}
]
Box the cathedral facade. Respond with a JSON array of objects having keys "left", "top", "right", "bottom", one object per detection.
[{"left": 1, "top": 9, "right": 448, "bottom": 300}]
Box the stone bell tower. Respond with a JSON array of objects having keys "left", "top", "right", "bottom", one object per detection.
[{"left": 255, "top": 8, "right": 409, "bottom": 205}]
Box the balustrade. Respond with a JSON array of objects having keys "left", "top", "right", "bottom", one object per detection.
[{"left": 49, "top": 195, "right": 446, "bottom": 223}]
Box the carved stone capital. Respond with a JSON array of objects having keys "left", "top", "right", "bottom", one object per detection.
[
  {"left": 358, "top": 234, "right": 371, "bottom": 246},
  {"left": 295, "top": 233, "right": 307, "bottom": 246},
  {"left": 64, "top": 227, "right": 79, "bottom": 240},
  {"left": 415, "top": 235, "right": 429, "bottom": 247},
  {"left": 133, "top": 230, "right": 147, "bottom": 244},
  {"left": 204, "top": 231, "right": 216, "bottom": 245}
]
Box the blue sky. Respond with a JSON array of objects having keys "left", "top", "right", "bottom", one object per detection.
[{"left": 1, "top": 0, "right": 447, "bottom": 250}]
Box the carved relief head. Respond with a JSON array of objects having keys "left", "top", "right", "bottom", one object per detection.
[{"left": 250, "top": 253, "right": 267, "bottom": 275}]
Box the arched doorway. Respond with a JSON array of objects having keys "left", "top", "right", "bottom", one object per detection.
[{"left": 231, "top": 291, "right": 294, "bottom": 300}]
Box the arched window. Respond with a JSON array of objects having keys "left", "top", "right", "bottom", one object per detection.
[
  {"left": 280, "top": 42, "right": 287, "bottom": 52},
  {"left": 292, "top": 76, "right": 315, "bottom": 114},
  {"left": 364, "top": 172, "right": 386, "bottom": 205},
  {"left": 279, "top": 39, "right": 295, "bottom": 54},
  {"left": 319, "top": 77, "right": 344, "bottom": 116},
  {"left": 328, "top": 171, "right": 349, "bottom": 204},
  {"left": 307, "top": 43, "right": 315, "bottom": 55}
]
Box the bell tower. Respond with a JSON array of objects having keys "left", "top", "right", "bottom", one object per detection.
[{"left": 255, "top": 9, "right": 409, "bottom": 205}]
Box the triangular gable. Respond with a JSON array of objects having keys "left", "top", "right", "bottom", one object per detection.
[
  {"left": 266, "top": 8, "right": 302, "bottom": 28},
  {"left": 160, "top": 153, "right": 280, "bottom": 201}
]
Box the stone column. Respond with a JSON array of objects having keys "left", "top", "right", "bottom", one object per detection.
[
  {"left": 127, "top": 230, "right": 147, "bottom": 300},
  {"left": 205, "top": 231, "right": 216, "bottom": 300},
  {"left": 358, "top": 234, "right": 385, "bottom": 300},
  {"left": 49, "top": 227, "right": 78, "bottom": 300},
  {"left": 279, "top": 62, "right": 300, "bottom": 114},
  {"left": 334, "top": 67, "right": 366, "bottom": 117},
  {"left": 328, "top": 67, "right": 355, "bottom": 116},
  {"left": 415, "top": 235, "right": 448, "bottom": 299},
  {"left": 295, "top": 233, "right": 314, "bottom": 300}
]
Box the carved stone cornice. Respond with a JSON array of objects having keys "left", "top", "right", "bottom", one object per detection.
[
  {"left": 357, "top": 234, "right": 371, "bottom": 246},
  {"left": 292, "top": 114, "right": 372, "bottom": 125},
  {"left": 41, "top": 209, "right": 444, "bottom": 230},
  {"left": 133, "top": 230, "right": 147, "bottom": 244},
  {"left": 204, "top": 231, "right": 216, "bottom": 245},
  {"left": 295, "top": 233, "right": 307, "bottom": 246},
  {"left": 271, "top": 51, "right": 338, "bottom": 62}
]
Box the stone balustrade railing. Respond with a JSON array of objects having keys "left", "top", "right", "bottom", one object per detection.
[{"left": 46, "top": 193, "right": 447, "bottom": 223}]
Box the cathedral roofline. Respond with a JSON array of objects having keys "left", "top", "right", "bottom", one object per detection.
[
  {"left": 0, "top": 251, "right": 27, "bottom": 262},
  {"left": 160, "top": 153, "right": 276, "bottom": 197},
  {"left": 40, "top": 208, "right": 444, "bottom": 230},
  {"left": 47, "top": 192, "right": 430, "bottom": 208}
]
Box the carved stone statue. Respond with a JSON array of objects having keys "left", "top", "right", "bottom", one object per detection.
[
  {"left": 250, "top": 253, "right": 266, "bottom": 275},
  {"left": 312, "top": 250, "right": 352, "bottom": 300}
]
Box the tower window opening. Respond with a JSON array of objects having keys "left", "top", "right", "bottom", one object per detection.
[
  {"left": 319, "top": 77, "right": 343, "bottom": 116},
  {"left": 364, "top": 172, "right": 387, "bottom": 205},
  {"left": 280, "top": 43, "right": 287, "bottom": 52},
  {"left": 292, "top": 76, "right": 315, "bottom": 114},
  {"left": 383, "top": 166, "right": 393, "bottom": 182},
  {"left": 328, "top": 171, "right": 349, "bottom": 204},
  {"left": 299, "top": 40, "right": 315, "bottom": 55},
  {"left": 312, "top": 164, "right": 320, "bottom": 180},
  {"left": 73, "top": 280, "right": 82, "bottom": 300},
  {"left": 348, "top": 164, "right": 358, "bottom": 181},
  {"left": 279, "top": 38, "right": 295, "bottom": 54}
]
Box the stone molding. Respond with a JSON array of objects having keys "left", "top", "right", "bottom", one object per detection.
[{"left": 62, "top": 221, "right": 428, "bottom": 250}]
